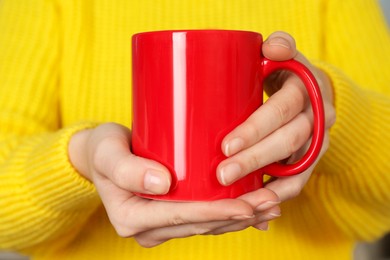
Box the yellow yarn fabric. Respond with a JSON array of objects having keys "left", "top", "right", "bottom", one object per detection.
[{"left": 1, "top": 0, "right": 389, "bottom": 259}]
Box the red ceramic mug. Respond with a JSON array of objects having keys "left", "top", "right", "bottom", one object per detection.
[{"left": 131, "top": 30, "right": 325, "bottom": 201}]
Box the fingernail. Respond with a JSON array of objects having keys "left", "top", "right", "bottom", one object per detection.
[
  {"left": 268, "top": 212, "right": 282, "bottom": 218},
  {"left": 224, "top": 138, "right": 244, "bottom": 156},
  {"left": 267, "top": 37, "right": 290, "bottom": 49},
  {"left": 256, "top": 200, "right": 281, "bottom": 212},
  {"left": 263, "top": 212, "right": 282, "bottom": 221},
  {"left": 144, "top": 170, "right": 170, "bottom": 194},
  {"left": 255, "top": 222, "right": 269, "bottom": 231},
  {"left": 231, "top": 214, "right": 255, "bottom": 220},
  {"left": 220, "top": 163, "right": 242, "bottom": 186}
]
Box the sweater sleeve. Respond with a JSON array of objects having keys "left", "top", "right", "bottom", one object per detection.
[
  {"left": 307, "top": 0, "right": 390, "bottom": 241},
  {"left": 0, "top": 0, "right": 100, "bottom": 250}
]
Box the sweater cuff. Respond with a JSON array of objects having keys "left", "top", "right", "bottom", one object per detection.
[{"left": 22, "top": 122, "right": 100, "bottom": 213}]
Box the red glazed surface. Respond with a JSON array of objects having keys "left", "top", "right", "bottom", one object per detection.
[{"left": 131, "top": 30, "right": 324, "bottom": 201}]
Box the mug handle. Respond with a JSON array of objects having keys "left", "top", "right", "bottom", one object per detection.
[{"left": 260, "top": 57, "right": 325, "bottom": 177}]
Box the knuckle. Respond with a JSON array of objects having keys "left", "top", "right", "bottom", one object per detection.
[
  {"left": 108, "top": 210, "right": 140, "bottom": 238},
  {"left": 286, "top": 135, "right": 299, "bottom": 156},
  {"left": 135, "top": 236, "right": 161, "bottom": 248},
  {"left": 284, "top": 131, "right": 303, "bottom": 156},
  {"left": 282, "top": 116, "right": 311, "bottom": 157},
  {"left": 245, "top": 120, "right": 261, "bottom": 141},
  {"left": 286, "top": 80, "right": 308, "bottom": 108},
  {"left": 115, "top": 229, "right": 134, "bottom": 238},
  {"left": 168, "top": 214, "right": 186, "bottom": 226},
  {"left": 92, "top": 136, "right": 116, "bottom": 172},
  {"left": 113, "top": 223, "right": 139, "bottom": 238},
  {"left": 91, "top": 147, "right": 105, "bottom": 173},
  {"left": 270, "top": 102, "right": 290, "bottom": 125},
  {"left": 246, "top": 149, "right": 262, "bottom": 171},
  {"left": 110, "top": 157, "right": 129, "bottom": 185}
]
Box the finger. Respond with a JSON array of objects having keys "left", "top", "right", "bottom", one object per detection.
[
  {"left": 265, "top": 132, "right": 330, "bottom": 201},
  {"left": 92, "top": 130, "right": 171, "bottom": 195},
  {"left": 127, "top": 198, "right": 254, "bottom": 228},
  {"left": 237, "top": 187, "right": 280, "bottom": 212},
  {"left": 265, "top": 32, "right": 313, "bottom": 72},
  {"left": 323, "top": 101, "right": 337, "bottom": 128},
  {"left": 204, "top": 219, "right": 252, "bottom": 236},
  {"left": 209, "top": 206, "right": 282, "bottom": 235},
  {"left": 263, "top": 51, "right": 313, "bottom": 97},
  {"left": 135, "top": 200, "right": 282, "bottom": 248},
  {"left": 253, "top": 222, "right": 270, "bottom": 231},
  {"left": 222, "top": 75, "right": 309, "bottom": 158},
  {"left": 262, "top": 31, "right": 298, "bottom": 61},
  {"left": 104, "top": 195, "right": 255, "bottom": 238},
  {"left": 134, "top": 219, "right": 237, "bottom": 248},
  {"left": 262, "top": 31, "right": 332, "bottom": 105},
  {"left": 218, "top": 108, "right": 313, "bottom": 186},
  {"left": 276, "top": 50, "right": 335, "bottom": 107}
]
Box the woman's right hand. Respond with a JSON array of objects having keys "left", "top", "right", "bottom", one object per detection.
[{"left": 68, "top": 123, "right": 281, "bottom": 247}]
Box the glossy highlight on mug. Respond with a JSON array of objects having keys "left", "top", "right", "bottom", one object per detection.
[{"left": 172, "top": 32, "right": 188, "bottom": 181}]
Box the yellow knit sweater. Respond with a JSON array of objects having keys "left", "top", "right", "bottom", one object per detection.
[{"left": 1, "top": 0, "right": 389, "bottom": 259}]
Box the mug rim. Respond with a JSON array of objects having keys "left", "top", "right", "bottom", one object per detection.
[{"left": 132, "top": 29, "right": 261, "bottom": 38}]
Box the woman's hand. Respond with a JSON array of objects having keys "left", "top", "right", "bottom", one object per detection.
[
  {"left": 68, "top": 123, "right": 280, "bottom": 247},
  {"left": 67, "top": 31, "right": 335, "bottom": 246},
  {"left": 217, "top": 31, "right": 336, "bottom": 219}
]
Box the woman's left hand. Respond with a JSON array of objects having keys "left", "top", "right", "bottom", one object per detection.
[{"left": 216, "top": 31, "right": 336, "bottom": 229}]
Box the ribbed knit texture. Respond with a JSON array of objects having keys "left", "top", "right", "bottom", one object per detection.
[{"left": 0, "top": 0, "right": 389, "bottom": 259}]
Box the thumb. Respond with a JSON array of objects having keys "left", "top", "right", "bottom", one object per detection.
[
  {"left": 89, "top": 123, "right": 172, "bottom": 195},
  {"left": 262, "top": 31, "right": 298, "bottom": 61}
]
